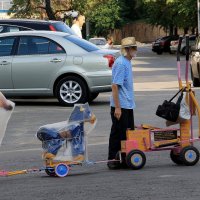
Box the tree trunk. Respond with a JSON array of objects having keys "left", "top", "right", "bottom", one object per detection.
[
  {"left": 191, "top": 27, "right": 195, "bottom": 35},
  {"left": 174, "top": 27, "right": 178, "bottom": 36},
  {"left": 45, "top": 0, "right": 56, "bottom": 20},
  {"left": 169, "top": 24, "right": 173, "bottom": 36},
  {"left": 184, "top": 27, "right": 189, "bottom": 34}
]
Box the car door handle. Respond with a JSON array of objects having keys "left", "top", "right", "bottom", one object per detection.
[
  {"left": 0, "top": 61, "right": 10, "bottom": 65},
  {"left": 50, "top": 58, "right": 62, "bottom": 63}
]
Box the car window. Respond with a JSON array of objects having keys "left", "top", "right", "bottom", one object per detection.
[
  {"left": 65, "top": 35, "right": 100, "bottom": 52},
  {"left": 49, "top": 41, "right": 65, "bottom": 54},
  {"left": 0, "top": 37, "right": 16, "bottom": 56},
  {"left": 0, "top": 26, "right": 4, "bottom": 33},
  {"left": 7, "top": 26, "right": 20, "bottom": 32},
  {"left": 17, "top": 36, "right": 65, "bottom": 55}
]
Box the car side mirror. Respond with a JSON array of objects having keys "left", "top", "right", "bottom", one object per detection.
[{"left": 191, "top": 45, "right": 199, "bottom": 52}]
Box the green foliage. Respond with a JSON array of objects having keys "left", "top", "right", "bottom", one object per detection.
[
  {"left": 144, "top": 0, "right": 197, "bottom": 34},
  {"left": 8, "top": 0, "right": 41, "bottom": 18},
  {"left": 86, "top": 0, "right": 123, "bottom": 36},
  {"left": 8, "top": 0, "right": 199, "bottom": 35}
]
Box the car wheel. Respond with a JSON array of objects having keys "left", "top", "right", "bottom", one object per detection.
[
  {"left": 191, "top": 67, "right": 200, "bottom": 87},
  {"left": 88, "top": 92, "right": 99, "bottom": 103},
  {"left": 56, "top": 76, "right": 88, "bottom": 106}
]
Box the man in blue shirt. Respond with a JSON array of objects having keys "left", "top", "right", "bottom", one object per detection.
[{"left": 108, "top": 37, "right": 137, "bottom": 169}]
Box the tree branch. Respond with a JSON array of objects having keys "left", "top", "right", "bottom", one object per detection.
[{"left": 54, "top": 9, "right": 71, "bottom": 15}]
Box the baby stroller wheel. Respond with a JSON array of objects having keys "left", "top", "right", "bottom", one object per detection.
[
  {"left": 126, "top": 150, "right": 146, "bottom": 170},
  {"left": 180, "top": 146, "right": 200, "bottom": 166},
  {"left": 55, "top": 163, "right": 69, "bottom": 177},
  {"left": 45, "top": 168, "right": 56, "bottom": 177}
]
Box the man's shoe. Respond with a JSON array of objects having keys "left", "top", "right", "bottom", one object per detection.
[{"left": 107, "top": 161, "right": 121, "bottom": 170}]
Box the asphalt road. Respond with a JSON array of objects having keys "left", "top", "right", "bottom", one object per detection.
[{"left": 1, "top": 47, "right": 200, "bottom": 200}]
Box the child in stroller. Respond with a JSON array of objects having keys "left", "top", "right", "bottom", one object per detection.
[{"left": 36, "top": 103, "right": 96, "bottom": 162}]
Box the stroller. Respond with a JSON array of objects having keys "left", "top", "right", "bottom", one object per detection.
[{"left": 36, "top": 103, "right": 96, "bottom": 177}]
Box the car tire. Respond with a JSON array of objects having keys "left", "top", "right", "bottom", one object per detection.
[
  {"left": 191, "top": 67, "right": 200, "bottom": 87},
  {"left": 88, "top": 92, "right": 99, "bottom": 103},
  {"left": 181, "top": 46, "right": 186, "bottom": 55},
  {"left": 55, "top": 76, "right": 88, "bottom": 106},
  {"left": 157, "top": 50, "right": 163, "bottom": 55}
]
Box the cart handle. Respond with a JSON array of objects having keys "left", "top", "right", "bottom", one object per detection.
[
  {"left": 177, "top": 36, "right": 183, "bottom": 89},
  {"left": 185, "top": 35, "right": 190, "bottom": 85}
]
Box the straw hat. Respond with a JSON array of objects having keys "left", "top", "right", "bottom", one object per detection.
[{"left": 121, "top": 37, "right": 137, "bottom": 48}]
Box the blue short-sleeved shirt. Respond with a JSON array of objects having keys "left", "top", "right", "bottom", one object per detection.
[{"left": 110, "top": 55, "right": 135, "bottom": 109}]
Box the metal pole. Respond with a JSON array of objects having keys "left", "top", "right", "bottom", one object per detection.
[
  {"left": 86, "top": 19, "right": 90, "bottom": 40},
  {"left": 198, "top": 0, "right": 200, "bottom": 34}
]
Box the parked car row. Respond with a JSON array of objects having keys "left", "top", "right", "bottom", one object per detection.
[
  {"left": 170, "top": 35, "right": 196, "bottom": 55},
  {"left": 152, "top": 35, "right": 179, "bottom": 54},
  {"left": 152, "top": 34, "right": 200, "bottom": 89},
  {"left": 152, "top": 35, "right": 197, "bottom": 55}
]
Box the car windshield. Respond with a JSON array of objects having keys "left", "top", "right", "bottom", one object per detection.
[
  {"left": 65, "top": 35, "right": 100, "bottom": 52},
  {"left": 53, "top": 22, "right": 75, "bottom": 35}
]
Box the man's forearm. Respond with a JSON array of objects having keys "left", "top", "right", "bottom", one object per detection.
[{"left": 112, "top": 84, "right": 120, "bottom": 108}]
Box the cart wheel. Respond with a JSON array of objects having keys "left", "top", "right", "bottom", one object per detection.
[
  {"left": 55, "top": 163, "right": 69, "bottom": 177},
  {"left": 45, "top": 168, "right": 56, "bottom": 177},
  {"left": 180, "top": 146, "right": 200, "bottom": 166},
  {"left": 126, "top": 150, "right": 146, "bottom": 170},
  {"left": 115, "top": 151, "right": 128, "bottom": 168},
  {"left": 170, "top": 150, "right": 183, "bottom": 165}
]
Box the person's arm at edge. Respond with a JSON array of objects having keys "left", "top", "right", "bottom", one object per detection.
[{"left": 0, "top": 92, "right": 13, "bottom": 110}]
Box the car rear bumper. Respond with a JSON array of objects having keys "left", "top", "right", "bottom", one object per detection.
[
  {"left": 84, "top": 71, "right": 112, "bottom": 93},
  {"left": 90, "top": 85, "right": 111, "bottom": 93}
]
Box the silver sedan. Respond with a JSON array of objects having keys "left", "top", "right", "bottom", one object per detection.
[{"left": 0, "top": 31, "right": 119, "bottom": 106}]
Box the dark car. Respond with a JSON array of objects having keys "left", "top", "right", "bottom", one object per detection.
[
  {"left": 0, "top": 19, "right": 75, "bottom": 34},
  {"left": 152, "top": 35, "right": 179, "bottom": 54}
]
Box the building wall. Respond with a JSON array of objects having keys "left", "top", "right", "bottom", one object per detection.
[
  {"left": 0, "top": 0, "right": 12, "bottom": 19},
  {"left": 111, "top": 21, "right": 189, "bottom": 44}
]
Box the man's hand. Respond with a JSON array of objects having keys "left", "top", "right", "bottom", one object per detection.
[{"left": 114, "top": 107, "right": 121, "bottom": 120}]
